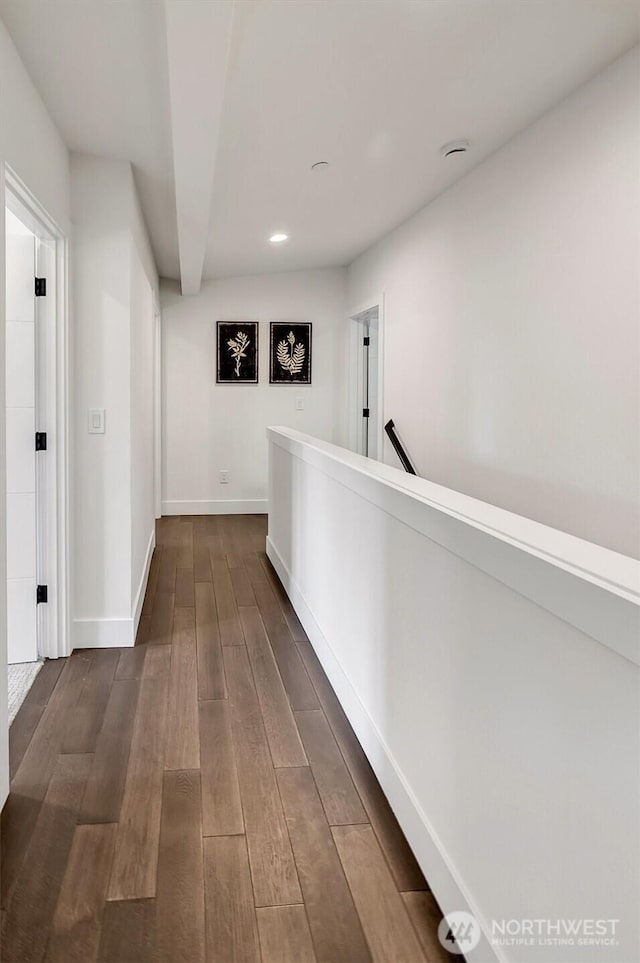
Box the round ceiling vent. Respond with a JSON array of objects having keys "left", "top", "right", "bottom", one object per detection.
[{"left": 441, "top": 139, "right": 470, "bottom": 158}]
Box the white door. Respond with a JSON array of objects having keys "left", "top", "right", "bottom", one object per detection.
[
  {"left": 350, "top": 305, "right": 381, "bottom": 461},
  {"left": 5, "top": 210, "right": 38, "bottom": 664}
]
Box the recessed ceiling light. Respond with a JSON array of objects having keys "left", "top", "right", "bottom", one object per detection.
[
  {"left": 311, "top": 161, "right": 329, "bottom": 171},
  {"left": 441, "top": 139, "right": 470, "bottom": 158},
  {"left": 269, "top": 232, "right": 289, "bottom": 243}
]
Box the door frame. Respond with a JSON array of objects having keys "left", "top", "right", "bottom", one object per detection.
[
  {"left": 4, "top": 165, "right": 70, "bottom": 660},
  {"left": 347, "top": 292, "right": 385, "bottom": 460}
]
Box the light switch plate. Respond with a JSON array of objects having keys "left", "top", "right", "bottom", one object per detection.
[
  {"left": 88, "top": 408, "right": 105, "bottom": 434},
  {"left": 295, "top": 397, "right": 305, "bottom": 411}
]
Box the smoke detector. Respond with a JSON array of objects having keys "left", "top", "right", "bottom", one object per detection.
[
  {"left": 311, "top": 161, "right": 329, "bottom": 171},
  {"left": 440, "top": 139, "right": 470, "bottom": 158}
]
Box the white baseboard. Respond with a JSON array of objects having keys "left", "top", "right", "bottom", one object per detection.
[
  {"left": 162, "top": 499, "right": 267, "bottom": 516},
  {"left": 133, "top": 527, "right": 156, "bottom": 636},
  {"left": 266, "top": 534, "right": 500, "bottom": 963},
  {"left": 73, "top": 528, "right": 157, "bottom": 650},
  {"left": 72, "top": 617, "right": 134, "bottom": 648}
]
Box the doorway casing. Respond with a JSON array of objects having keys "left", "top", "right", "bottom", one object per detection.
[
  {"left": 347, "top": 293, "right": 385, "bottom": 461},
  {"left": 4, "top": 166, "right": 70, "bottom": 660}
]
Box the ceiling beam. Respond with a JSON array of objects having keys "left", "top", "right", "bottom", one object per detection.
[{"left": 164, "top": 0, "right": 234, "bottom": 296}]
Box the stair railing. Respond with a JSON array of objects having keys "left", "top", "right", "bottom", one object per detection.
[{"left": 384, "top": 419, "right": 417, "bottom": 475}]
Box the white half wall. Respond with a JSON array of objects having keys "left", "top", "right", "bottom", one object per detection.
[
  {"left": 347, "top": 47, "right": 640, "bottom": 558},
  {"left": 268, "top": 427, "right": 640, "bottom": 963},
  {"left": 160, "top": 269, "right": 345, "bottom": 514}
]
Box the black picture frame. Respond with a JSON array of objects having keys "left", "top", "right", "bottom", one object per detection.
[
  {"left": 269, "top": 322, "right": 312, "bottom": 385},
  {"left": 216, "top": 321, "right": 259, "bottom": 384}
]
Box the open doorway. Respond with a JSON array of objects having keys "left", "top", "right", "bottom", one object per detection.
[
  {"left": 348, "top": 297, "right": 384, "bottom": 461},
  {"left": 5, "top": 205, "right": 42, "bottom": 717},
  {"left": 5, "top": 207, "right": 38, "bottom": 659},
  {"left": 4, "top": 174, "right": 68, "bottom": 723}
]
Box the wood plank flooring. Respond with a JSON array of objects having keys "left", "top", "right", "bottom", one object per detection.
[{"left": 1, "top": 514, "right": 452, "bottom": 962}]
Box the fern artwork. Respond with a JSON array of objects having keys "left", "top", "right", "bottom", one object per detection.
[
  {"left": 270, "top": 322, "right": 312, "bottom": 384},
  {"left": 216, "top": 321, "right": 258, "bottom": 384}
]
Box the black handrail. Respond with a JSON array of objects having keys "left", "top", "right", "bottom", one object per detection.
[{"left": 384, "top": 420, "right": 417, "bottom": 475}]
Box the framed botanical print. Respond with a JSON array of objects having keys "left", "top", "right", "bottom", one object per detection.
[
  {"left": 217, "top": 321, "right": 258, "bottom": 384},
  {"left": 269, "top": 322, "right": 312, "bottom": 385}
]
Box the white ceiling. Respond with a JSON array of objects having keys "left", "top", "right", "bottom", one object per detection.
[{"left": 1, "top": 0, "right": 638, "bottom": 292}]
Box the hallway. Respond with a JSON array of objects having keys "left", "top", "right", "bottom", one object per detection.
[{"left": 1, "top": 515, "right": 447, "bottom": 963}]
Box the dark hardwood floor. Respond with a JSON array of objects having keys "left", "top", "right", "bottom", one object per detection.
[{"left": 1, "top": 514, "right": 450, "bottom": 962}]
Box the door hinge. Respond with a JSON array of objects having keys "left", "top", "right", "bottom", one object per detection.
[
  {"left": 363, "top": 336, "right": 370, "bottom": 346},
  {"left": 363, "top": 408, "right": 370, "bottom": 418},
  {"left": 35, "top": 277, "right": 47, "bottom": 297},
  {"left": 35, "top": 431, "right": 47, "bottom": 451},
  {"left": 37, "top": 585, "right": 48, "bottom": 604}
]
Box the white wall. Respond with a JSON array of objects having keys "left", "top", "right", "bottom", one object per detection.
[
  {"left": 347, "top": 48, "right": 640, "bottom": 559},
  {"left": 0, "top": 16, "right": 71, "bottom": 807},
  {"left": 72, "top": 156, "right": 132, "bottom": 629},
  {"left": 161, "top": 268, "right": 345, "bottom": 513},
  {"left": 0, "top": 19, "right": 71, "bottom": 235},
  {"left": 0, "top": 193, "right": 7, "bottom": 809},
  {"left": 130, "top": 245, "right": 155, "bottom": 607},
  {"left": 72, "top": 154, "right": 158, "bottom": 646},
  {"left": 268, "top": 428, "right": 640, "bottom": 963}
]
